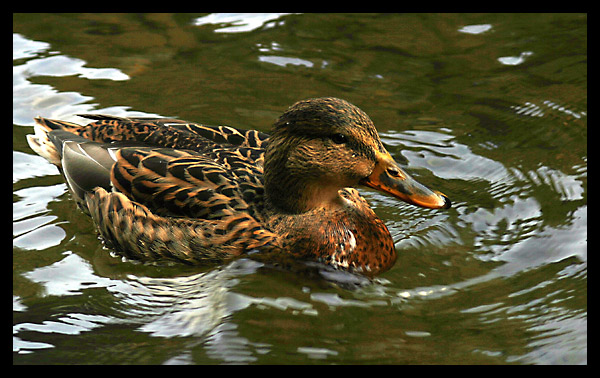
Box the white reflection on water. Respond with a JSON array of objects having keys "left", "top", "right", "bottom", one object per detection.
[
  {"left": 12, "top": 33, "right": 150, "bottom": 126},
  {"left": 16, "top": 254, "right": 313, "bottom": 362},
  {"left": 458, "top": 24, "right": 493, "bottom": 35},
  {"left": 13, "top": 183, "right": 67, "bottom": 250},
  {"left": 193, "top": 13, "right": 294, "bottom": 33},
  {"left": 498, "top": 51, "right": 534, "bottom": 66},
  {"left": 13, "top": 33, "right": 50, "bottom": 60},
  {"left": 18, "top": 55, "right": 129, "bottom": 81},
  {"left": 15, "top": 247, "right": 382, "bottom": 361},
  {"left": 258, "top": 55, "right": 314, "bottom": 68},
  {"left": 124, "top": 260, "right": 265, "bottom": 338},
  {"left": 511, "top": 100, "right": 587, "bottom": 120},
  {"left": 13, "top": 150, "right": 60, "bottom": 183}
]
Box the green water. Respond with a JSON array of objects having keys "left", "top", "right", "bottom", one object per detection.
[{"left": 13, "top": 13, "right": 586, "bottom": 364}]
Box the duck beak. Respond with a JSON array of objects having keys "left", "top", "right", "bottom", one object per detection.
[{"left": 360, "top": 151, "right": 451, "bottom": 209}]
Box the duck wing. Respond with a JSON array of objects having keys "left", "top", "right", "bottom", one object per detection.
[
  {"left": 110, "top": 145, "right": 266, "bottom": 221},
  {"left": 38, "top": 125, "right": 266, "bottom": 221},
  {"left": 89, "top": 145, "right": 277, "bottom": 263},
  {"left": 30, "top": 115, "right": 268, "bottom": 219}
]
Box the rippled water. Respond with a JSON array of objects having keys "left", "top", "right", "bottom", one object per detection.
[{"left": 13, "top": 13, "right": 586, "bottom": 364}]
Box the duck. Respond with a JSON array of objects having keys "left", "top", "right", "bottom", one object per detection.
[{"left": 26, "top": 97, "right": 450, "bottom": 275}]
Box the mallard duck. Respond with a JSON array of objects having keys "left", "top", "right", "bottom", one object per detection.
[{"left": 26, "top": 97, "right": 450, "bottom": 275}]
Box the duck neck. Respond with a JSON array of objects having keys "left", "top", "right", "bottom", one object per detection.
[
  {"left": 263, "top": 139, "right": 341, "bottom": 214},
  {"left": 266, "top": 179, "right": 342, "bottom": 214}
]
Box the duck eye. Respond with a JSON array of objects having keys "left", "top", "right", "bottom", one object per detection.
[{"left": 330, "top": 133, "right": 347, "bottom": 144}]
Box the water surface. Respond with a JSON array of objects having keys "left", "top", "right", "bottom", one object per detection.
[{"left": 13, "top": 13, "right": 586, "bottom": 364}]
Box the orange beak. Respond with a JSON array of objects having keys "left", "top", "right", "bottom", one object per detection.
[{"left": 360, "top": 151, "right": 451, "bottom": 209}]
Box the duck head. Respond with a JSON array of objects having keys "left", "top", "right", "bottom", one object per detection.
[{"left": 264, "top": 97, "right": 450, "bottom": 213}]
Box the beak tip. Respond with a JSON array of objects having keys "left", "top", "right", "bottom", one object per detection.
[
  {"left": 432, "top": 191, "right": 451, "bottom": 209},
  {"left": 441, "top": 194, "right": 451, "bottom": 209}
]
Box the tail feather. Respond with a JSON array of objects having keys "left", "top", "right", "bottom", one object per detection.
[
  {"left": 26, "top": 123, "right": 61, "bottom": 166},
  {"left": 27, "top": 117, "right": 95, "bottom": 166},
  {"left": 27, "top": 117, "right": 117, "bottom": 210}
]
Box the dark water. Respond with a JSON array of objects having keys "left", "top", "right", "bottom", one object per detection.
[{"left": 13, "top": 13, "right": 586, "bottom": 364}]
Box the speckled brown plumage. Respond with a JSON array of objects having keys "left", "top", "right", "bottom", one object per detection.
[{"left": 27, "top": 97, "right": 450, "bottom": 275}]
